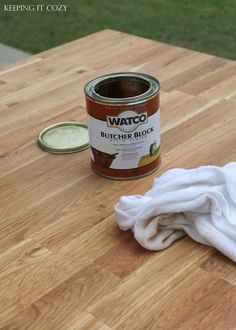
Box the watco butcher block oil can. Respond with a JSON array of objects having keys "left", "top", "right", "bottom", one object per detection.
[{"left": 84, "top": 72, "right": 160, "bottom": 179}]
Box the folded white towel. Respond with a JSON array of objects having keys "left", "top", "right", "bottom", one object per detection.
[{"left": 115, "top": 162, "right": 236, "bottom": 262}]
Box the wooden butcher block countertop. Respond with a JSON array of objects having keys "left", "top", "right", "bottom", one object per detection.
[{"left": 1, "top": 30, "right": 236, "bottom": 330}]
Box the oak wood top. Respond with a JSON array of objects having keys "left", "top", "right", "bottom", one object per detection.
[{"left": 1, "top": 29, "right": 236, "bottom": 329}]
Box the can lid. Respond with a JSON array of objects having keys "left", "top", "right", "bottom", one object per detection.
[{"left": 37, "top": 121, "right": 89, "bottom": 154}]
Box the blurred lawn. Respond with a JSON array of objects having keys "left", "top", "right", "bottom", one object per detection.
[{"left": 0, "top": 0, "right": 236, "bottom": 59}]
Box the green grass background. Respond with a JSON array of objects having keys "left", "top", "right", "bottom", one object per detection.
[{"left": 0, "top": 0, "right": 235, "bottom": 59}]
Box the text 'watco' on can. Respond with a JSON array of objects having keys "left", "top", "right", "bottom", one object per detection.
[{"left": 84, "top": 72, "right": 161, "bottom": 180}]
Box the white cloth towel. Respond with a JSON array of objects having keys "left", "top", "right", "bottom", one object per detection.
[{"left": 115, "top": 162, "right": 236, "bottom": 262}]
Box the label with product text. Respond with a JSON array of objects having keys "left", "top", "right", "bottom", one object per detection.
[{"left": 88, "top": 109, "right": 160, "bottom": 170}]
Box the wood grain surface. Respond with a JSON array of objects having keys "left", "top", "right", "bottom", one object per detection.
[{"left": 0, "top": 29, "right": 236, "bottom": 330}]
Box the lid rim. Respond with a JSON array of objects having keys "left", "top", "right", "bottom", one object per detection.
[{"left": 37, "top": 121, "right": 89, "bottom": 154}]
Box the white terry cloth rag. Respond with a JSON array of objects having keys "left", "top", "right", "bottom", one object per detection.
[{"left": 115, "top": 162, "right": 236, "bottom": 262}]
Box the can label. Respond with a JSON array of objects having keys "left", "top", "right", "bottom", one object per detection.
[{"left": 88, "top": 108, "right": 160, "bottom": 170}]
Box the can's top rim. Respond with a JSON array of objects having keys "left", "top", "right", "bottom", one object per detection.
[{"left": 84, "top": 72, "right": 160, "bottom": 104}]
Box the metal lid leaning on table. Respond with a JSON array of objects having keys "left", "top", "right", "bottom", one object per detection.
[{"left": 37, "top": 121, "right": 89, "bottom": 154}]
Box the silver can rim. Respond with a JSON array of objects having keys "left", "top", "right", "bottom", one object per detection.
[{"left": 84, "top": 72, "right": 160, "bottom": 105}]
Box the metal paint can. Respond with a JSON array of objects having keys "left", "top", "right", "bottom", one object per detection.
[{"left": 84, "top": 72, "right": 160, "bottom": 179}]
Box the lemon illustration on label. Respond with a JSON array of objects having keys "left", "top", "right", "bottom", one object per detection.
[
  {"left": 149, "top": 142, "right": 159, "bottom": 156},
  {"left": 138, "top": 142, "right": 160, "bottom": 167}
]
